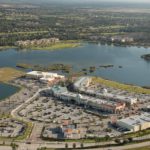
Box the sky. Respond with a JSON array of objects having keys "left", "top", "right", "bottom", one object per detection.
[
  {"left": 1, "top": 0, "right": 150, "bottom": 2},
  {"left": 40, "top": 0, "right": 150, "bottom": 3},
  {"left": 0, "top": 0, "right": 150, "bottom": 4}
]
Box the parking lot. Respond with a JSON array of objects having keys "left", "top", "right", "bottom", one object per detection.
[{"left": 0, "top": 118, "right": 25, "bottom": 138}]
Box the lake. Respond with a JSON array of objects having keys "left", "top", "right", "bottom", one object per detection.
[
  {"left": 0, "top": 83, "right": 19, "bottom": 101},
  {"left": 0, "top": 43, "right": 150, "bottom": 86}
]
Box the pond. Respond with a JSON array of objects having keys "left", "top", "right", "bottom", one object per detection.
[{"left": 0, "top": 83, "right": 19, "bottom": 100}]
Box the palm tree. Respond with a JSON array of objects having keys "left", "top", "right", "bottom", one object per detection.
[
  {"left": 80, "top": 142, "right": 84, "bottom": 148},
  {"left": 73, "top": 143, "right": 76, "bottom": 148},
  {"left": 65, "top": 143, "right": 68, "bottom": 149}
]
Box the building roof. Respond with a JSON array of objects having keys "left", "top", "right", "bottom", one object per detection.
[
  {"left": 27, "top": 71, "right": 64, "bottom": 78},
  {"left": 74, "top": 76, "right": 91, "bottom": 88},
  {"left": 52, "top": 86, "right": 124, "bottom": 108},
  {"left": 118, "top": 113, "right": 150, "bottom": 127}
]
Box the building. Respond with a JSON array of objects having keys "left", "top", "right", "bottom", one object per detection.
[
  {"left": 73, "top": 77, "right": 137, "bottom": 106},
  {"left": 98, "top": 92, "right": 138, "bottom": 106},
  {"left": 43, "top": 119, "right": 86, "bottom": 139},
  {"left": 26, "top": 71, "right": 64, "bottom": 83},
  {"left": 74, "top": 76, "right": 91, "bottom": 90},
  {"left": 61, "top": 120, "right": 86, "bottom": 139},
  {"left": 50, "top": 86, "right": 125, "bottom": 114},
  {"left": 117, "top": 113, "right": 150, "bottom": 132}
]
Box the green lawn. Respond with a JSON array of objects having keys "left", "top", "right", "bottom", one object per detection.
[
  {"left": 0, "top": 31, "right": 49, "bottom": 36},
  {"left": 30, "top": 42, "right": 80, "bottom": 50},
  {"left": 0, "top": 67, "right": 25, "bottom": 83},
  {"left": 128, "top": 146, "right": 150, "bottom": 150},
  {"left": 0, "top": 46, "right": 17, "bottom": 50}
]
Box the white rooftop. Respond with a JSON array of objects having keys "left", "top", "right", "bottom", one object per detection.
[{"left": 119, "top": 113, "right": 150, "bottom": 126}]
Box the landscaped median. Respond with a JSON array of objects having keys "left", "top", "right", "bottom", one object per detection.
[
  {"left": 92, "top": 77, "right": 150, "bottom": 94},
  {"left": 15, "top": 120, "right": 33, "bottom": 141},
  {"left": 0, "top": 114, "right": 33, "bottom": 141}
]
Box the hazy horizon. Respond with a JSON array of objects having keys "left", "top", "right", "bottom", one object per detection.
[{"left": 0, "top": 0, "right": 150, "bottom": 3}]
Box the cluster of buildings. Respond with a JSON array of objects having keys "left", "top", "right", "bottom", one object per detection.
[
  {"left": 26, "top": 71, "right": 64, "bottom": 84},
  {"left": 88, "top": 35, "right": 134, "bottom": 44},
  {"left": 61, "top": 119, "right": 86, "bottom": 139},
  {"left": 117, "top": 112, "right": 150, "bottom": 132},
  {"left": 50, "top": 86, "right": 125, "bottom": 114},
  {"left": 16, "top": 38, "right": 60, "bottom": 48},
  {"left": 43, "top": 119, "right": 86, "bottom": 139},
  {"left": 111, "top": 36, "right": 134, "bottom": 43}
]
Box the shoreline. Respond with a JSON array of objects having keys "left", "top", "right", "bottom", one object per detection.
[
  {"left": 1, "top": 40, "right": 150, "bottom": 51},
  {"left": 0, "top": 46, "right": 17, "bottom": 50}
]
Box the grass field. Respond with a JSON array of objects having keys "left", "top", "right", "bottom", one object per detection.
[
  {"left": 128, "top": 146, "right": 150, "bottom": 150},
  {"left": 0, "top": 46, "right": 17, "bottom": 50},
  {"left": 92, "top": 77, "right": 150, "bottom": 94},
  {"left": 30, "top": 42, "right": 80, "bottom": 50},
  {"left": 0, "top": 67, "right": 25, "bottom": 82},
  {"left": 0, "top": 31, "right": 49, "bottom": 36}
]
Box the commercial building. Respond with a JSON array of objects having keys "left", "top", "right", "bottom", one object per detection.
[
  {"left": 117, "top": 113, "right": 150, "bottom": 132},
  {"left": 74, "top": 77, "right": 92, "bottom": 90},
  {"left": 43, "top": 119, "right": 86, "bottom": 139},
  {"left": 61, "top": 119, "right": 86, "bottom": 139},
  {"left": 73, "top": 77, "right": 138, "bottom": 106},
  {"left": 26, "top": 71, "right": 64, "bottom": 83},
  {"left": 50, "top": 86, "right": 125, "bottom": 114}
]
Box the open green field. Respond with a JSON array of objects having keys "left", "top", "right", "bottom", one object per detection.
[
  {"left": 25, "top": 40, "right": 81, "bottom": 51},
  {"left": 0, "top": 31, "right": 49, "bottom": 36},
  {"left": 92, "top": 77, "right": 150, "bottom": 94},
  {"left": 30, "top": 42, "right": 81, "bottom": 50},
  {"left": 128, "top": 146, "right": 150, "bottom": 150},
  {"left": 0, "top": 46, "right": 17, "bottom": 50},
  {"left": 0, "top": 67, "right": 25, "bottom": 82}
]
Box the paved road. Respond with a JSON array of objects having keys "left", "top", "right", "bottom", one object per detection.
[
  {"left": 0, "top": 140, "right": 144, "bottom": 150},
  {"left": 29, "top": 123, "right": 44, "bottom": 142},
  {"left": 88, "top": 141, "right": 150, "bottom": 150},
  {"left": 11, "top": 87, "right": 51, "bottom": 120}
]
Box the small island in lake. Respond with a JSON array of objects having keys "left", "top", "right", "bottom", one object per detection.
[
  {"left": 141, "top": 54, "right": 150, "bottom": 61},
  {"left": 99, "top": 64, "right": 114, "bottom": 68}
]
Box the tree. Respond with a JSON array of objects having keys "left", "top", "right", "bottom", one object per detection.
[
  {"left": 115, "top": 138, "right": 121, "bottom": 144},
  {"left": 128, "top": 137, "right": 133, "bottom": 142},
  {"left": 105, "top": 135, "right": 110, "bottom": 141},
  {"left": 65, "top": 143, "right": 68, "bottom": 149},
  {"left": 11, "top": 143, "right": 18, "bottom": 150},
  {"left": 73, "top": 143, "right": 76, "bottom": 148},
  {"left": 123, "top": 138, "right": 129, "bottom": 144},
  {"left": 80, "top": 142, "right": 84, "bottom": 148}
]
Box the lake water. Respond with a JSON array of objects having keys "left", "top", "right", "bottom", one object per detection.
[
  {"left": 0, "top": 43, "right": 150, "bottom": 86},
  {"left": 0, "top": 83, "right": 19, "bottom": 100}
]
